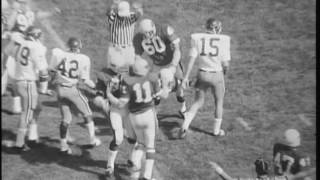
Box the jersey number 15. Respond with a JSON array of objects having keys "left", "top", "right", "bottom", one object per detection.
[{"left": 200, "top": 37, "right": 219, "bottom": 57}]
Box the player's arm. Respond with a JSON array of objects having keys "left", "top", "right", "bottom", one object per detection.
[
  {"left": 106, "top": 80, "right": 129, "bottom": 108},
  {"left": 80, "top": 57, "right": 96, "bottom": 89},
  {"left": 182, "top": 35, "right": 198, "bottom": 88},
  {"left": 221, "top": 36, "right": 231, "bottom": 75},
  {"left": 106, "top": 0, "right": 119, "bottom": 24},
  {"left": 131, "top": 1, "right": 143, "bottom": 19},
  {"left": 167, "top": 26, "right": 181, "bottom": 74},
  {"left": 33, "top": 47, "right": 51, "bottom": 95}
]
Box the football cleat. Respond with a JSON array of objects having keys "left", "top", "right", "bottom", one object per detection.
[
  {"left": 178, "top": 128, "right": 187, "bottom": 139},
  {"left": 206, "top": 18, "right": 222, "bottom": 34},
  {"left": 105, "top": 166, "right": 114, "bottom": 178},
  {"left": 10, "top": 144, "right": 31, "bottom": 154},
  {"left": 27, "top": 140, "right": 44, "bottom": 148},
  {"left": 139, "top": 19, "right": 156, "bottom": 39},
  {"left": 213, "top": 129, "right": 225, "bottom": 137},
  {"left": 60, "top": 147, "right": 72, "bottom": 155},
  {"left": 90, "top": 137, "right": 101, "bottom": 147}
]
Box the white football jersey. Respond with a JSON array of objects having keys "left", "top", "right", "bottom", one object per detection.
[
  {"left": 4, "top": 32, "right": 47, "bottom": 81},
  {"left": 189, "top": 33, "right": 231, "bottom": 72},
  {"left": 50, "top": 48, "right": 91, "bottom": 86}
]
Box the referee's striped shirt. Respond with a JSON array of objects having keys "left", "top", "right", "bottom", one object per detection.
[{"left": 107, "top": 11, "right": 141, "bottom": 46}]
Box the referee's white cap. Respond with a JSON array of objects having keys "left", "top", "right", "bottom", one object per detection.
[{"left": 118, "top": 1, "right": 130, "bottom": 17}]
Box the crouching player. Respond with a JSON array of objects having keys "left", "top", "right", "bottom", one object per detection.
[
  {"left": 49, "top": 37, "right": 101, "bottom": 154},
  {"left": 4, "top": 26, "right": 50, "bottom": 152},
  {"left": 125, "top": 57, "right": 161, "bottom": 180}
]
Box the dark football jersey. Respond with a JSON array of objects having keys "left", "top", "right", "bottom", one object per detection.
[
  {"left": 95, "top": 69, "right": 128, "bottom": 98},
  {"left": 125, "top": 74, "right": 160, "bottom": 113},
  {"left": 133, "top": 24, "right": 180, "bottom": 66},
  {"left": 273, "top": 143, "right": 311, "bottom": 175}
]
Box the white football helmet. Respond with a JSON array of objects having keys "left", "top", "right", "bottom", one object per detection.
[
  {"left": 132, "top": 56, "right": 150, "bottom": 76},
  {"left": 139, "top": 19, "right": 156, "bottom": 39},
  {"left": 283, "top": 129, "right": 301, "bottom": 147}
]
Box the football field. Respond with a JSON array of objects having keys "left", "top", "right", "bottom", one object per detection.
[{"left": 1, "top": 0, "right": 316, "bottom": 180}]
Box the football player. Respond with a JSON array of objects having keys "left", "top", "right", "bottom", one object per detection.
[
  {"left": 101, "top": 60, "right": 137, "bottom": 177},
  {"left": 125, "top": 56, "right": 161, "bottom": 180},
  {"left": 133, "top": 18, "right": 187, "bottom": 115},
  {"left": 2, "top": 0, "right": 35, "bottom": 113},
  {"left": 179, "top": 18, "right": 231, "bottom": 138},
  {"left": 211, "top": 129, "right": 314, "bottom": 180},
  {"left": 273, "top": 129, "right": 312, "bottom": 179},
  {"left": 49, "top": 37, "right": 101, "bottom": 154},
  {"left": 3, "top": 26, "right": 50, "bottom": 152}
]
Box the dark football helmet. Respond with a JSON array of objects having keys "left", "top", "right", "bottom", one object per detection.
[
  {"left": 206, "top": 18, "right": 222, "bottom": 34},
  {"left": 67, "top": 37, "right": 82, "bottom": 52},
  {"left": 25, "top": 26, "right": 42, "bottom": 40}
]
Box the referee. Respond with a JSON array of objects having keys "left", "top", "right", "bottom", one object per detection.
[{"left": 106, "top": 0, "right": 143, "bottom": 72}]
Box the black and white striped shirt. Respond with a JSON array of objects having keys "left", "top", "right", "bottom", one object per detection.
[{"left": 107, "top": 11, "right": 141, "bottom": 46}]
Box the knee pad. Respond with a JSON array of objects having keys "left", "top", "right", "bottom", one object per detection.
[
  {"left": 127, "top": 137, "right": 137, "bottom": 145},
  {"left": 109, "top": 139, "right": 119, "bottom": 151},
  {"left": 176, "top": 95, "right": 185, "bottom": 103}
]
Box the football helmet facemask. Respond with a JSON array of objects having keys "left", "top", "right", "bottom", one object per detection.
[
  {"left": 67, "top": 37, "right": 82, "bottom": 52},
  {"left": 206, "top": 18, "right": 222, "bottom": 34},
  {"left": 139, "top": 19, "right": 156, "bottom": 39}
]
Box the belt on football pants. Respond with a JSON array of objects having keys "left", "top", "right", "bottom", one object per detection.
[
  {"left": 199, "top": 68, "right": 219, "bottom": 73},
  {"left": 112, "top": 44, "right": 132, "bottom": 48}
]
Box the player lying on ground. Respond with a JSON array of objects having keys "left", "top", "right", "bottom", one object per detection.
[
  {"left": 3, "top": 26, "right": 51, "bottom": 153},
  {"left": 179, "top": 18, "right": 231, "bottom": 138},
  {"left": 124, "top": 56, "right": 161, "bottom": 180},
  {"left": 133, "top": 18, "right": 187, "bottom": 115},
  {"left": 49, "top": 37, "right": 101, "bottom": 155},
  {"left": 210, "top": 129, "right": 314, "bottom": 180}
]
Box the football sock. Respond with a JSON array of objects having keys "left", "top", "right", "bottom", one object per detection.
[
  {"left": 107, "top": 150, "right": 118, "bottom": 168},
  {"left": 182, "top": 112, "right": 195, "bottom": 130},
  {"left": 15, "top": 128, "right": 27, "bottom": 147},
  {"left": 60, "top": 138, "right": 69, "bottom": 151},
  {"left": 213, "top": 118, "right": 222, "bottom": 135},
  {"left": 12, "top": 96, "right": 22, "bottom": 113},
  {"left": 144, "top": 149, "right": 156, "bottom": 179},
  {"left": 130, "top": 144, "right": 144, "bottom": 178},
  {"left": 180, "top": 101, "right": 187, "bottom": 112},
  {"left": 144, "top": 159, "right": 154, "bottom": 179},
  {"left": 28, "top": 123, "right": 38, "bottom": 141},
  {"left": 86, "top": 121, "right": 95, "bottom": 139},
  {"left": 60, "top": 122, "right": 68, "bottom": 139}
]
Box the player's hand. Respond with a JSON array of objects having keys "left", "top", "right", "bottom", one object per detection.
[
  {"left": 39, "top": 89, "right": 54, "bottom": 96},
  {"left": 181, "top": 78, "right": 189, "bottom": 89}
]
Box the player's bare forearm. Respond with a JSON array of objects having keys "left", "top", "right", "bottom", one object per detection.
[
  {"left": 171, "top": 44, "right": 181, "bottom": 67},
  {"left": 184, "top": 56, "right": 196, "bottom": 80},
  {"left": 132, "top": 1, "right": 143, "bottom": 16},
  {"left": 222, "top": 60, "right": 230, "bottom": 75}
]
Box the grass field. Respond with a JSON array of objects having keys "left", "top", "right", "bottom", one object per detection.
[{"left": 1, "top": 0, "right": 316, "bottom": 180}]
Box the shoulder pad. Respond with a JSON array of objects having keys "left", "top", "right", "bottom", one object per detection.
[{"left": 52, "top": 48, "right": 63, "bottom": 56}]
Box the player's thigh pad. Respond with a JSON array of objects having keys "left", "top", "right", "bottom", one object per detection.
[
  {"left": 210, "top": 71, "right": 225, "bottom": 99},
  {"left": 129, "top": 108, "right": 157, "bottom": 146},
  {"left": 16, "top": 81, "right": 38, "bottom": 111}
]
